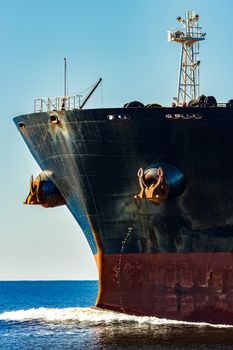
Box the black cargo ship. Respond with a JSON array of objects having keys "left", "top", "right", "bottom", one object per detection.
[{"left": 14, "top": 11, "right": 233, "bottom": 324}]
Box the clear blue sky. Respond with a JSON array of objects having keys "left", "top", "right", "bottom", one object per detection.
[{"left": 1, "top": 0, "right": 233, "bottom": 280}]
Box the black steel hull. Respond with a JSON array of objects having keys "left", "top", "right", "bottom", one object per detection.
[{"left": 14, "top": 106, "right": 233, "bottom": 324}]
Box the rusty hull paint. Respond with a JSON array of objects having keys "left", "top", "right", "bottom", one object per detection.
[
  {"left": 97, "top": 252, "right": 233, "bottom": 324},
  {"left": 88, "top": 217, "right": 103, "bottom": 305}
]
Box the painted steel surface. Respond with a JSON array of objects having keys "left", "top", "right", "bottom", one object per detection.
[
  {"left": 14, "top": 107, "right": 233, "bottom": 323},
  {"left": 98, "top": 252, "right": 233, "bottom": 325}
]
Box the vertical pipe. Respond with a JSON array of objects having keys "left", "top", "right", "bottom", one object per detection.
[
  {"left": 191, "top": 45, "right": 195, "bottom": 100},
  {"left": 177, "top": 45, "right": 184, "bottom": 105},
  {"left": 64, "top": 57, "right": 67, "bottom": 97}
]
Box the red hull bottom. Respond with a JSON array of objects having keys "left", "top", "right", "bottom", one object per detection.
[{"left": 96, "top": 253, "right": 233, "bottom": 325}]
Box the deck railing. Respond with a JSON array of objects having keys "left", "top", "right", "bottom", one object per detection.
[{"left": 34, "top": 95, "right": 82, "bottom": 113}]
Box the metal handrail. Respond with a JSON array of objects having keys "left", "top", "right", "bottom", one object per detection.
[{"left": 34, "top": 95, "right": 82, "bottom": 113}]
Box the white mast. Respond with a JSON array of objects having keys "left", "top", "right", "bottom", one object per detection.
[{"left": 168, "top": 10, "right": 206, "bottom": 105}]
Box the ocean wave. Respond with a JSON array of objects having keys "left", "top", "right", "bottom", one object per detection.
[{"left": 0, "top": 307, "right": 232, "bottom": 328}]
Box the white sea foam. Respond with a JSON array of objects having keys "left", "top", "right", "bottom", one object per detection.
[{"left": 0, "top": 307, "right": 232, "bottom": 329}]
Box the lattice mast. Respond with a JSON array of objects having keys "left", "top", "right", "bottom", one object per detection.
[{"left": 168, "top": 10, "right": 206, "bottom": 105}]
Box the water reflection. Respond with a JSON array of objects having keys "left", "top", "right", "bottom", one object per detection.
[
  {"left": 1, "top": 307, "right": 233, "bottom": 350},
  {"left": 88, "top": 323, "right": 233, "bottom": 350}
]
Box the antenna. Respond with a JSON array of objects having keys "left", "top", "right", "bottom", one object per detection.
[
  {"left": 64, "top": 57, "right": 67, "bottom": 97},
  {"left": 168, "top": 10, "right": 206, "bottom": 105}
]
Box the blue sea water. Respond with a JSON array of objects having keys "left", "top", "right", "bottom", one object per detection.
[{"left": 0, "top": 281, "right": 233, "bottom": 350}]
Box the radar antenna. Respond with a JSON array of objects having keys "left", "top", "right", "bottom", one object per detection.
[{"left": 168, "top": 10, "right": 206, "bottom": 105}]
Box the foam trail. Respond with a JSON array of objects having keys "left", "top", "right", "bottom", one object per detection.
[{"left": 0, "top": 307, "right": 232, "bottom": 328}]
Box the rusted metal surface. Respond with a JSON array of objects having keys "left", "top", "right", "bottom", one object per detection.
[
  {"left": 134, "top": 166, "right": 168, "bottom": 203},
  {"left": 97, "top": 252, "right": 233, "bottom": 324},
  {"left": 134, "top": 163, "right": 186, "bottom": 203},
  {"left": 24, "top": 173, "right": 65, "bottom": 208}
]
